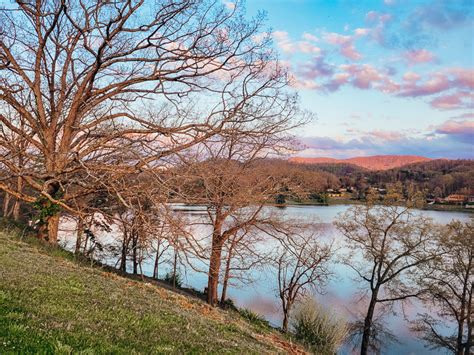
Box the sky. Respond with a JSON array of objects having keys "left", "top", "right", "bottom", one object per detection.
[{"left": 236, "top": 0, "right": 474, "bottom": 159}]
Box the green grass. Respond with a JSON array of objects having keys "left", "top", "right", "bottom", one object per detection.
[{"left": 0, "top": 228, "right": 300, "bottom": 354}]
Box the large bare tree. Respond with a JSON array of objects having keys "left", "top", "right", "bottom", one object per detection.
[
  {"left": 0, "top": 0, "right": 297, "bottom": 242},
  {"left": 414, "top": 219, "right": 473, "bottom": 355},
  {"left": 335, "top": 193, "right": 440, "bottom": 355},
  {"left": 273, "top": 227, "right": 333, "bottom": 332}
]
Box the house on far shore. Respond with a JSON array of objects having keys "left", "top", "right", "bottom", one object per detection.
[{"left": 444, "top": 194, "right": 466, "bottom": 204}]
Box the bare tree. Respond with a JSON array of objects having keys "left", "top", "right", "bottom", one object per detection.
[
  {"left": 273, "top": 227, "right": 333, "bottom": 332},
  {"left": 179, "top": 159, "right": 281, "bottom": 305},
  {"left": 0, "top": 0, "right": 296, "bottom": 243},
  {"left": 335, "top": 194, "right": 440, "bottom": 355},
  {"left": 219, "top": 227, "right": 269, "bottom": 305},
  {"left": 414, "top": 219, "right": 473, "bottom": 355}
]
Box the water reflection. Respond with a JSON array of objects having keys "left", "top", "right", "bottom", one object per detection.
[{"left": 59, "top": 205, "right": 471, "bottom": 355}]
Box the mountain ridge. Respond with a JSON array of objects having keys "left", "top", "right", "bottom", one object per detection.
[{"left": 288, "top": 155, "right": 432, "bottom": 171}]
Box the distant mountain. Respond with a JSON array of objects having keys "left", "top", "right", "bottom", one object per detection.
[{"left": 289, "top": 155, "right": 432, "bottom": 171}]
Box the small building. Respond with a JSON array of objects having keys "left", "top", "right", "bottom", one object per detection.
[{"left": 444, "top": 194, "right": 466, "bottom": 204}]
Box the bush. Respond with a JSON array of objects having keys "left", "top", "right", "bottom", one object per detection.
[
  {"left": 291, "top": 297, "right": 348, "bottom": 355},
  {"left": 238, "top": 308, "right": 270, "bottom": 329},
  {"left": 163, "top": 271, "right": 182, "bottom": 288}
]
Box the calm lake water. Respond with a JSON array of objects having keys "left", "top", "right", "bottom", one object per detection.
[{"left": 59, "top": 205, "right": 471, "bottom": 355}]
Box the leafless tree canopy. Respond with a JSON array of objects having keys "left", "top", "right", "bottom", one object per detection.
[
  {"left": 272, "top": 226, "right": 333, "bottom": 332},
  {"left": 414, "top": 220, "right": 473, "bottom": 355},
  {"left": 335, "top": 192, "right": 440, "bottom": 355},
  {"left": 0, "top": 0, "right": 301, "bottom": 242}
]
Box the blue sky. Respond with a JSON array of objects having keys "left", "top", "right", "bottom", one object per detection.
[{"left": 237, "top": 0, "right": 474, "bottom": 158}]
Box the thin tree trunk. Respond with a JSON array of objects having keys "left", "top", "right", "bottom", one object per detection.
[
  {"left": 207, "top": 235, "right": 223, "bottom": 306},
  {"left": 2, "top": 192, "right": 11, "bottom": 217},
  {"left": 361, "top": 291, "right": 378, "bottom": 355},
  {"left": 132, "top": 232, "right": 138, "bottom": 275},
  {"left": 457, "top": 287, "right": 467, "bottom": 355},
  {"left": 282, "top": 311, "right": 289, "bottom": 333},
  {"left": 119, "top": 233, "right": 128, "bottom": 272},
  {"left": 12, "top": 199, "right": 20, "bottom": 221},
  {"left": 220, "top": 244, "right": 234, "bottom": 305},
  {"left": 153, "top": 241, "right": 161, "bottom": 279},
  {"left": 75, "top": 217, "right": 84, "bottom": 255},
  {"left": 172, "top": 249, "right": 178, "bottom": 289},
  {"left": 12, "top": 176, "right": 22, "bottom": 221},
  {"left": 464, "top": 283, "right": 473, "bottom": 355}
]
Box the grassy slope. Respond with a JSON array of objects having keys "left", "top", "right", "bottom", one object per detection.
[{"left": 0, "top": 229, "right": 303, "bottom": 354}]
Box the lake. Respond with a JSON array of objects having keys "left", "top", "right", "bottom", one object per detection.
[{"left": 59, "top": 204, "right": 471, "bottom": 354}]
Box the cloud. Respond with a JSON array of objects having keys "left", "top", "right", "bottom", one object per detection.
[
  {"left": 323, "top": 32, "right": 362, "bottom": 61},
  {"left": 434, "top": 119, "right": 474, "bottom": 144},
  {"left": 398, "top": 68, "right": 474, "bottom": 99},
  {"left": 222, "top": 0, "right": 235, "bottom": 10},
  {"left": 297, "top": 56, "right": 334, "bottom": 80},
  {"left": 302, "top": 32, "right": 319, "bottom": 42},
  {"left": 367, "top": 130, "right": 404, "bottom": 141},
  {"left": 450, "top": 68, "right": 474, "bottom": 90},
  {"left": 398, "top": 74, "right": 450, "bottom": 97},
  {"left": 402, "top": 72, "right": 421, "bottom": 82},
  {"left": 450, "top": 112, "right": 474, "bottom": 119},
  {"left": 340, "top": 64, "right": 385, "bottom": 89},
  {"left": 404, "top": 49, "right": 436, "bottom": 65},
  {"left": 365, "top": 11, "right": 392, "bottom": 24},
  {"left": 273, "top": 31, "right": 321, "bottom": 55},
  {"left": 430, "top": 92, "right": 473, "bottom": 110},
  {"left": 412, "top": 0, "right": 473, "bottom": 30},
  {"left": 297, "top": 127, "right": 473, "bottom": 159}
]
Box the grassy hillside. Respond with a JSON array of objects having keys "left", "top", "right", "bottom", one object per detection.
[{"left": 0, "top": 226, "right": 304, "bottom": 354}]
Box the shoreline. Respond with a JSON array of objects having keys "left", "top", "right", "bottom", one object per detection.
[{"left": 171, "top": 200, "right": 474, "bottom": 213}]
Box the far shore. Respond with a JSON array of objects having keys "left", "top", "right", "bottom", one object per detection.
[{"left": 170, "top": 200, "right": 474, "bottom": 213}]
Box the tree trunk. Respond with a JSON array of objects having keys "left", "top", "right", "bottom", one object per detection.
[
  {"left": 153, "top": 241, "right": 161, "bottom": 279},
  {"left": 2, "top": 192, "right": 11, "bottom": 217},
  {"left": 12, "top": 199, "right": 21, "bottom": 221},
  {"left": 47, "top": 214, "right": 60, "bottom": 244},
  {"left": 172, "top": 250, "right": 178, "bottom": 289},
  {"left": 38, "top": 213, "right": 60, "bottom": 243},
  {"left": 220, "top": 244, "right": 234, "bottom": 305},
  {"left": 12, "top": 176, "right": 22, "bottom": 221},
  {"left": 361, "top": 290, "right": 378, "bottom": 355},
  {"left": 132, "top": 232, "right": 138, "bottom": 275},
  {"left": 464, "top": 283, "right": 473, "bottom": 355},
  {"left": 119, "top": 233, "right": 128, "bottom": 272},
  {"left": 457, "top": 284, "right": 467, "bottom": 355},
  {"left": 75, "top": 217, "right": 84, "bottom": 255},
  {"left": 282, "top": 312, "right": 289, "bottom": 333},
  {"left": 207, "top": 235, "right": 224, "bottom": 306}
]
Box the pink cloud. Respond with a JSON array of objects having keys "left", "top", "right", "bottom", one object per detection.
[
  {"left": 365, "top": 11, "right": 392, "bottom": 24},
  {"left": 324, "top": 72, "right": 350, "bottom": 91},
  {"left": 450, "top": 68, "right": 474, "bottom": 90},
  {"left": 398, "top": 74, "right": 450, "bottom": 97},
  {"left": 402, "top": 72, "right": 421, "bottom": 82},
  {"left": 404, "top": 49, "right": 436, "bottom": 65},
  {"left": 302, "top": 32, "right": 319, "bottom": 42},
  {"left": 435, "top": 119, "right": 474, "bottom": 136},
  {"left": 222, "top": 0, "right": 235, "bottom": 10},
  {"left": 354, "top": 28, "right": 370, "bottom": 37},
  {"left": 342, "top": 64, "right": 384, "bottom": 89},
  {"left": 298, "top": 56, "right": 334, "bottom": 80},
  {"left": 430, "top": 91, "right": 474, "bottom": 110},
  {"left": 324, "top": 32, "right": 362, "bottom": 60},
  {"left": 368, "top": 130, "right": 404, "bottom": 141},
  {"left": 273, "top": 31, "right": 320, "bottom": 55}
]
